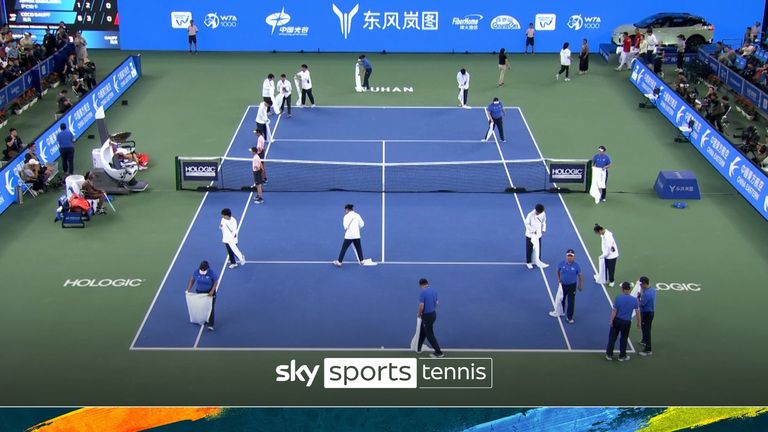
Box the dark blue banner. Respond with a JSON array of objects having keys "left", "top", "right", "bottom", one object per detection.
[
  {"left": 629, "top": 61, "right": 768, "bottom": 221},
  {"left": 181, "top": 161, "right": 220, "bottom": 181},
  {"left": 549, "top": 162, "right": 587, "bottom": 183}
]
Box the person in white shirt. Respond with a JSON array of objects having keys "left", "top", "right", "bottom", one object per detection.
[
  {"left": 594, "top": 224, "right": 619, "bottom": 287},
  {"left": 187, "top": 20, "right": 199, "bottom": 54},
  {"left": 524, "top": 204, "right": 549, "bottom": 269},
  {"left": 262, "top": 73, "right": 275, "bottom": 114},
  {"left": 644, "top": 29, "right": 658, "bottom": 65},
  {"left": 254, "top": 100, "right": 272, "bottom": 143},
  {"left": 456, "top": 68, "right": 471, "bottom": 108},
  {"left": 556, "top": 42, "right": 572, "bottom": 82},
  {"left": 297, "top": 64, "right": 315, "bottom": 107},
  {"left": 275, "top": 73, "right": 292, "bottom": 117},
  {"left": 250, "top": 146, "right": 264, "bottom": 204},
  {"left": 220, "top": 208, "right": 245, "bottom": 269},
  {"left": 334, "top": 204, "right": 373, "bottom": 267}
]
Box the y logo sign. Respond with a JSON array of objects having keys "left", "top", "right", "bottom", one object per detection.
[
  {"left": 332, "top": 3, "right": 359, "bottom": 40},
  {"left": 275, "top": 360, "right": 319, "bottom": 387}
]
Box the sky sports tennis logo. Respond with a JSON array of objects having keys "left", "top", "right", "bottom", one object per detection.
[
  {"left": 276, "top": 358, "right": 492, "bottom": 389},
  {"left": 182, "top": 161, "right": 219, "bottom": 180}
]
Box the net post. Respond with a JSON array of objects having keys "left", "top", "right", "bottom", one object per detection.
[
  {"left": 174, "top": 156, "right": 181, "bottom": 191},
  {"left": 585, "top": 160, "right": 592, "bottom": 193}
]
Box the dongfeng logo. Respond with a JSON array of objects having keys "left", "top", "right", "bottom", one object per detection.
[
  {"left": 490, "top": 15, "right": 521, "bottom": 30},
  {"left": 170, "top": 11, "right": 192, "bottom": 29},
  {"left": 535, "top": 13, "right": 556, "bottom": 31},
  {"left": 266, "top": 8, "right": 291, "bottom": 35},
  {"left": 332, "top": 3, "right": 359, "bottom": 40}
]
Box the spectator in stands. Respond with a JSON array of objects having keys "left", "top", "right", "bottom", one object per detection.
[
  {"left": 718, "top": 47, "right": 736, "bottom": 67},
  {"left": 755, "top": 64, "right": 768, "bottom": 87},
  {"left": 63, "top": 52, "right": 77, "bottom": 82},
  {"left": 753, "top": 22, "right": 762, "bottom": 42},
  {"left": 3, "top": 134, "right": 21, "bottom": 160},
  {"left": 745, "top": 27, "right": 753, "bottom": 46},
  {"left": 0, "top": 48, "right": 7, "bottom": 69},
  {"left": 55, "top": 22, "right": 68, "bottom": 48},
  {"left": 6, "top": 127, "right": 23, "bottom": 151},
  {"left": 740, "top": 41, "right": 756, "bottom": 58},
  {"left": 19, "top": 32, "right": 34, "bottom": 53},
  {"left": 81, "top": 171, "right": 106, "bottom": 214},
  {"left": 74, "top": 31, "right": 88, "bottom": 63},
  {"left": 743, "top": 61, "right": 757, "bottom": 79},
  {"left": 72, "top": 78, "right": 87, "bottom": 97},
  {"left": 31, "top": 43, "right": 45, "bottom": 63},
  {"left": 57, "top": 89, "right": 72, "bottom": 113},
  {"left": 5, "top": 41, "right": 19, "bottom": 62},
  {"left": 26, "top": 142, "right": 54, "bottom": 182},
  {"left": 751, "top": 143, "right": 767, "bottom": 164},
  {"left": 713, "top": 41, "right": 725, "bottom": 57},
  {"left": 674, "top": 72, "right": 689, "bottom": 96},
  {"left": 21, "top": 153, "right": 46, "bottom": 196},
  {"left": 4, "top": 59, "right": 23, "bottom": 81},
  {"left": 675, "top": 35, "right": 686, "bottom": 72},
  {"left": 43, "top": 27, "right": 56, "bottom": 56}
]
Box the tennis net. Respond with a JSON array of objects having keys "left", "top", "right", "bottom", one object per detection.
[{"left": 175, "top": 156, "right": 591, "bottom": 193}]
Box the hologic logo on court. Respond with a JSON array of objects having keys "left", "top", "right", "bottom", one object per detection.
[
  {"left": 535, "top": 13, "right": 556, "bottom": 31},
  {"left": 170, "top": 11, "right": 192, "bottom": 29},
  {"left": 64, "top": 279, "right": 145, "bottom": 287},
  {"left": 332, "top": 3, "right": 359, "bottom": 40},
  {"left": 490, "top": 15, "right": 521, "bottom": 30},
  {"left": 276, "top": 358, "right": 492, "bottom": 389},
  {"left": 182, "top": 161, "right": 219, "bottom": 181}
]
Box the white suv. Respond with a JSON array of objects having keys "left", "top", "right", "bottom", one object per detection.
[{"left": 611, "top": 13, "right": 714, "bottom": 51}]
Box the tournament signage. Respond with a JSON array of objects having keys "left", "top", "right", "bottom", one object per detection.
[
  {"left": 0, "top": 55, "right": 142, "bottom": 215},
  {"left": 181, "top": 161, "right": 220, "bottom": 181},
  {"left": 549, "top": 162, "right": 586, "bottom": 183},
  {"left": 629, "top": 61, "right": 768, "bottom": 221}
]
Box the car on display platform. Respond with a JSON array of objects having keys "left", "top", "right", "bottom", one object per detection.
[{"left": 611, "top": 12, "right": 714, "bottom": 51}]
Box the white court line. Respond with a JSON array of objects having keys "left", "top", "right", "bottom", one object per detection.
[
  {"left": 488, "top": 108, "right": 572, "bottom": 351},
  {"left": 381, "top": 140, "right": 386, "bottom": 263},
  {"left": 247, "top": 105, "right": 523, "bottom": 109},
  {"left": 129, "top": 107, "right": 254, "bottom": 350},
  {"left": 273, "top": 138, "right": 484, "bottom": 143},
  {"left": 194, "top": 112, "right": 284, "bottom": 349},
  {"left": 242, "top": 260, "right": 530, "bottom": 266},
  {"left": 130, "top": 346, "right": 606, "bottom": 353},
  {"left": 514, "top": 107, "right": 635, "bottom": 354}
]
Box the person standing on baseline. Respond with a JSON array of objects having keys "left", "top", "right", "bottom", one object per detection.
[
  {"left": 550, "top": 249, "right": 582, "bottom": 323},
  {"left": 56, "top": 123, "right": 75, "bottom": 176},
  {"left": 525, "top": 23, "right": 535, "bottom": 54},
  {"left": 593, "top": 224, "right": 619, "bottom": 287},
  {"left": 606, "top": 282, "right": 640, "bottom": 362},
  {"left": 186, "top": 260, "right": 218, "bottom": 331},
  {"left": 456, "top": 68, "right": 470, "bottom": 108},
  {"left": 276, "top": 73, "right": 293, "bottom": 117},
  {"left": 578, "top": 38, "right": 590, "bottom": 75},
  {"left": 298, "top": 64, "right": 315, "bottom": 107},
  {"left": 416, "top": 278, "right": 444, "bottom": 358},
  {"left": 556, "top": 42, "right": 572, "bottom": 81},
  {"left": 262, "top": 73, "right": 275, "bottom": 114},
  {"left": 333, "top": 204, "right": 373, "bottom": 267},
  {"left": 524, "top": 204, "right": 548, "bottom": 269},
  {"left": 637, "top": 276, "right": 656, "bottom": 356},
  {"left": 592, "top": 145, "right": 611, "bottom": 202},
  {"left": 358, "top": 55, "right": 372, "bottom": 91},
  {"left": 187, "top": 20, "right": 199, "bottom": 54},
  {"left": 497, "top": 48, "right": 509, "bottom": 86},
  {"left": 482, "top": 97, "right": 505, "bottom": 142},
  {"left": 220, "top": 208, "right": 245, "bottom": 269}
]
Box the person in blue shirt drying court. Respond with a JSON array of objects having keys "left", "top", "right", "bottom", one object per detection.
[
  {"left": 606, "top": 281, "right": 640, "bottom": 362},
  {"left": 637, "top": 276, "right": 656, "bottom": 357},
  {"left": 551, "top": 249, "right": 583, "bottom": 323},
  {"left": 592, "top": 145, "right": 612, "bottom": 202},
  {"left": 186, "top": 260, "right": 219, "bottom": 331},
  {"left": 358, "top": 54, "right": 372, "bottom": 91},
  {"left": 483, "top": 97, "right": 505, "bottom": 142}
]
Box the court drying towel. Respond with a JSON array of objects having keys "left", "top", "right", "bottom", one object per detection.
[
  {"left": 186, "top": 292, "right": 213, "bottom": 325},
  {"left": 410, "top": 318, "right": 422, "bottom": 351},
  {"left": 589, "top": 166, "right": 606, "bottom": 203},
  {"left": 553, "top": 283, "right": 564, "bottom": 316}
]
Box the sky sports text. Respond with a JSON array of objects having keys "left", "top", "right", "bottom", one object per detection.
[{"left": 275, "top": 358, "right": 492, "bottom": 389}]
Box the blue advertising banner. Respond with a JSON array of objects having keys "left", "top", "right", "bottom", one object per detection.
[
  {"left": 629, "top": 61, "right": 768, "bottom": 221},
  {"left": 119, "top": 0, "right": 762, "bottom": 53},
  {"left": 0, "top": 55, "right": 142, "bottom": 215}
]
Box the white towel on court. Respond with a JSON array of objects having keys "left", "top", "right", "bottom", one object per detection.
[
  {"left": 186, "top": 292, "right": 213, "bottom": 325},
  {"left": 589, "top": 166, "right": 606, "bottom": 203},
  {"left": 631, "top": 280, "right": 642, "bottom": 318},
  {"left": 293, "top": 74, "right": 302, "bottom": 106},
  {"left": 273, "top": 93, "right": 285, "bottom": 114},
  {"left": 595, "top": 257, "right": 608, "bottom": 284},
  {"left": 531, "top": 235, "right": 546, "bottom": 267},
  {"left": 355, "top": 62, "right": 363, "bottom": 92},
  {"left": 553, "top": 283, "right": 565, "bottom": 316},
  {"left": 410, "top": 317, "right": 422, "bottom": 351}
]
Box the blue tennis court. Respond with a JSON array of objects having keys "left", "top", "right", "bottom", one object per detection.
[{"left": 131, "top": 107, "right": 622, "bottom": 353}]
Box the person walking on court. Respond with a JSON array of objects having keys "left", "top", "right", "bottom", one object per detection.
[
  {"left": 416, "top": 278, "right": 444, "bottom": 358},
  {"left": 579, "top": 39, "right": 590, "bottom": 74},
  {"left": 550, "top": 249, "right": 582, "bottom": 323},
  {"left": 358, "top": 55, "right": 372, "bottom": 91},
  {"left": 297, "top": 64, "right": 315, "bottom": 107},
  {"left": 637, "top": 276, "right": 656, "bottom": 356},
  {"left": 250, "top": 146, "right": 265, "bottom": 204},
  {"left": 525, "top": 23, "right": 535, "bottom": 54},
  {"left": 186, "top": 260, "right": 218, "bottom": 330},
  {"left": 497, "top": 48, "right": 509, "bottom": 86},
  {"left": 220, "top": 208, "right": 245, "bottom": 269},
  {"left": 457, "top": 68, "right": 470, "bottom": 108},
  {"left": 187, "top": 20, "right": 199, "bottom": 54},
  {"left": 276, "top": 73, "right": 292, "bottom": 117},
  {"left": 556, "top": 42, "right": 572, "bottom": 81},
  {"left": 255, "top": 99, "right": 272, "bottom": 142},
  {"left": 56, "top": 123, "right": 75, "bottom": 176},
  {"left": 594, "top": 224, "right": 619, "bottom": 287},
  {"left": 524, "top": 204, "right": 548, "bottom": 269},
  {"left": 482, "top": 97, "right": 505, "bottom": 142},
  {"left": 606, "top": 281, "right": 640, "bottom": 362},
  {"left": 262, "top": 73, "right": 275, "bottom": 114},
  {"left": 334, "top": 204, "right": 374, "bottom": 267},
  {"left": 591, "top": 145, "right": 611, "bottom": 202}
]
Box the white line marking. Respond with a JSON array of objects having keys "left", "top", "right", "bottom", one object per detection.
[
  {"left": 130, "top": 347, "right": 607, "bottom": 353},
  {"left": 241, "top": 260, "right": 531, "bottom": 266},
  {"left": 247, "top": 105, "right": 523, "bottom": 109},
  {"left": 514, "top": 107, "right": 633, "bottom": 353},
  {"left": 272, "top": 138, "right": 485, "bottom": 143},
  {"left": 381, "top": 140, "right": 386, "bottom": 263},
  {"left": 489, "top": 109, "right": 572, "bottom": 351},
  {"left": 130, "top": 107, "right": 254, "bottom": 350}
]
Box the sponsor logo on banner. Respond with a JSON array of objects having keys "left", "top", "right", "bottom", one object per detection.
[
  {"left": 204, "top": 12, "right": 237, "bottom": 29},
  {"left": 361, "top": 10, "right": 439, "bottom": 31},
  {"left": 64, "top": 279, "right": 145, "bottom": 287},
  {"left": 267, "top": 7, "right": 309, "bottom": 36},
  {"left": 567, "top": 14, "right": 601, "bottom": 30},
  {"left": 549, "top": 163, "right": 586, "bottom": 183},
  {"left": 368, "top": 86, "right": 414, "bottom": 93},
  {"left": 276, "top": 358, "right": 492, "bottom": 389},
  {"left": 490, "top": 15, "right": 521, "bottom": 30},
  {"left": 170, "top": 11, "right": 192, "bottom": 29},
  {"left": 182, "top": 161, "right": 219, "bottom": 180},
  {"left": 4, "top": 170, "right": 14, "bottom": 194},
  {"left": 452, "top": 14, "right": 482, "bottom": 31},
  {"left": 535, "top": 13, "right": 556, "bottom": 31},
  {"left": 332, "top": 3, "right": 359, "bottom": 39},
  {"left": 655, "top": 282, "right": 701, "bottom": 292}
]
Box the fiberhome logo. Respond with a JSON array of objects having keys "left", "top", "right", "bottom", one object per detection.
[{"left": 276, "top": 358, "right": 492, "bottom": 389}]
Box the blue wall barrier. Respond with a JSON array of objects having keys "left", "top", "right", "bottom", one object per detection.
[
  {"left": 0, "top": 55, "right": 142, "bottom": 215},
  {"left": 698, "top": 48, "right": 768, "bottom": 115},
  {"left": 119, "top": 1, "right": 761, "bottom": 53},
  {"left": 629, "top": 61, "right": 768, "bottom": 220}
]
